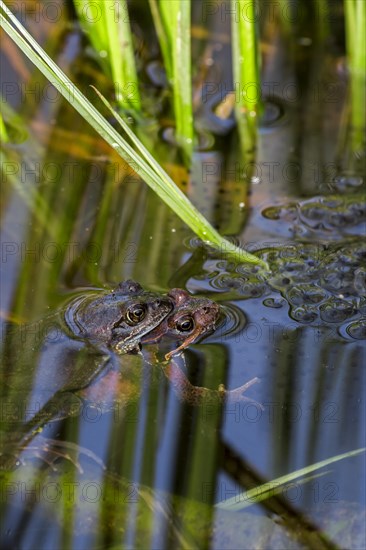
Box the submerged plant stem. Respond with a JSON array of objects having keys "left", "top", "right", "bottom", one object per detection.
[{"left": 217, "top": 447, "right": 366, "bottom": 510}]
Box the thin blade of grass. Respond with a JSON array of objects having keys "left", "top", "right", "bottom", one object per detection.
[
  {"left": 92, "top": 87, "right": 266, "bottom": 267},
  {"left": 216, "top": 447, "right": 365, "bottom": 511},
  {"left": 73, "top": 0, "right": 140, "bottom": 110},
  {"left": 0, "top": 1, "right": 268, "bottom": 269},
  {"left": 172, "top": 1, "right": 193, "bottom": 156},
  {"left": 73, "top": 1, "right": 108, "bottom": 63},
  {"left": 231, "top": 0, "right": 260, "bottom": 146},
  {"left": 0, "top": 113, "right": 8, "bottom": 142},
  {"left": 344, "top": 0, "right": 366, "bottom": 152},
  {"left": 148, "top": 0, "right": 172, "bottom": 78},
  {"left": 218, "top": 471, "right": 330, "bottom": 512},
  {"left": 151, "top": 0, "right": 193, "bottom": 158},
  {"left": 108, "top": 0, "right": 140, "bottom": 109}
]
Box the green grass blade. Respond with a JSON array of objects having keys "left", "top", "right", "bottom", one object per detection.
[
  {"left": 0, "top": 1, "right": 268, "bottom": 269},
  {"left": 148, "top": 0, "right": 172, "bottom": 78},
  {"left": 231, "top": 0, "right": 260, "bottom": 145},
  {"left": 216, "top": 447, "right": 365, "bottom": 510},
  {"left": 171, "top": 1, "right": 193, "bottom": 155},
  {"left": 73, "top": 0, "right": 140, "bottom": 110},
  {"left": 151, "top": 0, "right": 193, "bottom": 158},
  {"left": 108, "top": 0, "right": 140, "bottom": 109},
  {"left": 0, "top": 112, "right": 8, "bottom": 142},
  {"left": 344, "top": 0, "right": 366, "bottom": 152},
  {"left": 92, "top": 87, "right": 266, "bottom": 267},
  {"left": 73, "top": 0, "right": 107, "bottom": 50}
]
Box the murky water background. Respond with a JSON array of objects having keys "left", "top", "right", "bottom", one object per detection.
[{"left": 1, "top": 1, "right": 365, "bottom": 548}]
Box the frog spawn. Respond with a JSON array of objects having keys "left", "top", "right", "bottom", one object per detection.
[
  {"left": 262, "top": 194, "right": 366, "bottom": 236},
  {"left": 188, "top": 241, "right": 365, "bottom": 340}
]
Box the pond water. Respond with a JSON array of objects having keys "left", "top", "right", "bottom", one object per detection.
[{"left": 1, "top": 2, "right": 365, "bottom": 549}]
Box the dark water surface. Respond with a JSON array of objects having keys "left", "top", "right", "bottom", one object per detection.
[{"left": 1, "top": 2, "right": 365, "bottom": 549}]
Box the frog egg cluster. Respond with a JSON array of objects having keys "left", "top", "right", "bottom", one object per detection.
[
  {"left": 266, "top": 242, "right": 365, "bottom": 337},
  {"left": 262, "top": 194, "right": 366, "bottom": 235},
  {"left": 194, "top": 241, "right": 365, "bottom": 341}
]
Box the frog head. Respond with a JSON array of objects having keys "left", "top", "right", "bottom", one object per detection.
[
  {"left": 70, "top": 280, "right": 174, "bottom": 354},
  {"left": 142, "top": 288, "right": 221, "bottom": 359}
]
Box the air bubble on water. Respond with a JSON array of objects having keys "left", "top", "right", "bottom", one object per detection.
[
  {"left": 239, "top": 202, "right": 245, "bottom": 209},
  {"left": 99, "top": 50, "right": 108, "bottom": 58},
  {"left": 251, "top": 176, "right": 261, "bottom": 185},
  {"left": 249, "top": 111, "right": 257, "bottom": 118},
  {"left": 186, "top": 138, "right": 193, "bottom": 144},
  {"left": 171, "top": 228, "right": 176, "bottom": 233}
]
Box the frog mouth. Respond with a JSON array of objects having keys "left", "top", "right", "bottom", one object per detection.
[
  {"left": 164, "top": 305, "right": 221, "bottom": 360},
  {"left": 164, "top": 326, "right": 210, "bottom": 360}
]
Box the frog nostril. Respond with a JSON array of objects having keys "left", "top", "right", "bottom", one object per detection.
[{"left": 154, "top": 299, "right": 161, "bottom": 308}]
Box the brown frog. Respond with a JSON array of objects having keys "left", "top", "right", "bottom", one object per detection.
[
  {"left": 1, "top": 282, "right": 259, "bottom": 470},
  {"left": 81, "top": 287, "right": 259, "bottom": 410},
  {"left": 0, "top": 281, "right": 174, "bottom": 466},
  {"left": 67, "top": 280, "right": 174, "bottom": 354},
  {"left": 142, "top": 288, "right": 221, "bottom": 359},
  {"left": 139, "top": 288, "right": 260, "bottom": 407}
]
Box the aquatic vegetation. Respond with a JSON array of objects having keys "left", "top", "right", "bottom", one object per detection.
[
  {"left": 231, "top": 0, "right": 261, "bottom": 146},
  {"left": 217, "top": 447, "right": 366, "bottom": 510},
  {"left": 0, "top": 1, "right": 268, "bottom": 269},
  {"left": 0, "top": 111, "right": 8, "bottom": 141},
  {"left": 72, "top": 0, "right": 141, "bottom": 111},
  {"left": 149, "top": 0, "right": 193, "bottom": 157},
  {"left": 344, "top": 0, "right": 366, "bottom": 153}
]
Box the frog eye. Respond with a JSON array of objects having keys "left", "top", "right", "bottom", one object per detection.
[
  {"left": 176, "top": 316, "right": 194, "bottom": 333},
  {"left": 126, "top": 304, "right": 147, "bottom": 325}
]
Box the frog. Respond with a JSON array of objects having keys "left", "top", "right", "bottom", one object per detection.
[
  {"left": 66, "top": 279, "right": 174, "bottom": 354},
  {"left": 78, "top": 287, "right": 259, "bottom": 410},
  {"left": 1, "top": 280, "right": 174, "bottom": 406},
  {"left": 0, "top": 281, "right": 174, "bottom": 466},
  {"left": 141, "top": 288, "right": 221, "bottom": 359},
  {"left": 0, "top": 281, "right": 260, "bottom": 471},
  {"left": 138, "top": 287, "right": 260, "bottom": 407}
]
